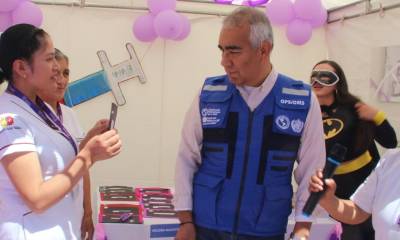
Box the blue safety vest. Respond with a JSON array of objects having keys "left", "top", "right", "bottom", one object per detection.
[{"left": 193, "top": 74, "right": 311, "bottom": 237}]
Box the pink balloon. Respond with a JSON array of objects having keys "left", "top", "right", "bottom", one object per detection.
[
  {"left": 154, "top": 10, "right": 183, "bottom": 40},
  {"left": 294, "top": 0, "right": 322, "bottom": 21},
  {"left": 265, "top": 0, "right": 295, "bottom": 25},
  {"left": 133, "top": 14, "right": 157, "bottom": 42},
  {"left": 310, "top": 6, "right": 327, "bottom": 28},
  {"left": 0, "top": 0, "right": 20, "bottom": 13},
  {"left": 173, "top": 15, "right": 191, "bottom": 41},
  {"left": 286, "top": 19, "right": 312, "bottom": 45},
  {"left": 147, "top": 0, "right": 176, "bottom": 15},
  {"left": 0, "top": 12, "right": 12, "bottom": 32},
  {"left": 246, "top": 0, "right": 269, "bottom": 6},
  {"left": 12, "top": 1, "right": 43, "bottom": 27}
]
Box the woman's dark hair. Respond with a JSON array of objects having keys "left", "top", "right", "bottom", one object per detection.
[
  {"left": 0, "top": 24, "right": 48, "bottom": 84},
  {"left": 313, "top": 60, "right": 376, "bottom": 153},
  {"left": 312, "top": 60, "right": 360, "bottom": 106}
]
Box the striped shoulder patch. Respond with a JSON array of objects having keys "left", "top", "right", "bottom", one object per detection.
[
  {"left": 282, "top": 87, "right": 309, "bottom": 96},
  {"left": 203, "top": 85, "right": 228, "bottom": 91}
]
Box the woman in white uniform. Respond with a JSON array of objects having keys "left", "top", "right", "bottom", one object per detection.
[
  {"left": 37, "top": 48, "right": 100, "bottom": 240},
  {"left": 0, "top": 24, "right": 122, "bottom": 240},
  {"left": 309, "top": 149, "right": 400, "bottom": 240}
]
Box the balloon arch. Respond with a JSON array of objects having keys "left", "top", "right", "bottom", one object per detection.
[
  {"left": 266, "top": 0, "right": 327, "bottom": 45},
  {"left": 133, "top": 0, "right": 191, "bottom": 42},
  {"left": 133, "top": 0, "right": 327, "bottom": 45},
  {"left": 0, "top": 0, "right": 327, "bottom": 46}
]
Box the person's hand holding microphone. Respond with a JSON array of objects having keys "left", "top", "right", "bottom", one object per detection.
[{"left": 303, "top": 143, "right": 347, "bottom": 217}]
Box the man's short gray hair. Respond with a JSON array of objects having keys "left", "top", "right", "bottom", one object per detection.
[{"left": 222, "top": 6, "right": 274, "bottom": 49}]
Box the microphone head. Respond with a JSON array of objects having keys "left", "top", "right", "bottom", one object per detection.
[{"left": 329, "top": 143, "right": 347, "bottom": 163}]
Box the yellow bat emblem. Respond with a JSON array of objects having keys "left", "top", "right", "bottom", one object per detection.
[{"left": 323, "top": 118, "right": 344, "bottom": 139}]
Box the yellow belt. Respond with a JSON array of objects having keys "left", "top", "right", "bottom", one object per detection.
[{"left": 334, "top": 151, "right": 372, "bottom": 175}]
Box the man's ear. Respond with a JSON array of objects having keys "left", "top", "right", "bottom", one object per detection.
[
  {"left": 259, "top": 41, "right": 272, "bottom": 58},
  {"left": 12, "top": 59, "right": 31, "bottom": 79}
]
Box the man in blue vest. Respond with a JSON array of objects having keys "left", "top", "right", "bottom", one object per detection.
[{"left": 174, "top": 6, "right": 325, "bottom": 240}]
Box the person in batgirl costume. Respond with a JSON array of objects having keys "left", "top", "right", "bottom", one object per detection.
[{"left": 310, "top": 59, "right": 397, "bottom": 240}]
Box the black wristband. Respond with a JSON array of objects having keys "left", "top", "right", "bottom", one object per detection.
[{"left": 179, "top": 221, "right": 194, "bottom": 226}]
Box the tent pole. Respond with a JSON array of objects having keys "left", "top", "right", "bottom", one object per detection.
[
  {"left": 33, "top": 0, "right": 238, "bottom": 16},
  {"left": 328, "top": 1, "right": 400, "bottom": 24}
]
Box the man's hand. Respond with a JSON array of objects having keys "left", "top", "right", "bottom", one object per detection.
[
  {"left": 175, "top": 211, "right": 195, "bottom": 240},
  {"left": 175, "top": 223, "right": 195, "bottom": 240},
  {"left": 291, "top": 222, "right": 311, "bottom": 240},
  {"left": 80, "top": 213, "right": 94, "bottom": 240}
]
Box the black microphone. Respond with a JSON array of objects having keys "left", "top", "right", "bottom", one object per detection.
[{"left": 302, "top": 143, "right": 347, "bottom": 217}]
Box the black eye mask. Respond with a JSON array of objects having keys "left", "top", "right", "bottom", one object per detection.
[{"left": 310, "top": 70, "right": 339, "bottom": 86}]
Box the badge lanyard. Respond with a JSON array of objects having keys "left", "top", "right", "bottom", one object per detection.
[
  {"left": 6, "top": 84, "right": 78, "bottom": 155},
  {"left": 55, "top": 101, "right": 63, "bottom": 123}
]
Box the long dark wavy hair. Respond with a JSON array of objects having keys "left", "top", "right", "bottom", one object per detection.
[{"left": 313, "top": 60, "right": 376, "bottom": 153}]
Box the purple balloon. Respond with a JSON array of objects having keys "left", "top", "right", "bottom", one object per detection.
[
  {"left": 310, "top": 6, "right": 327, "bottom": 28},
  {"left": 286, "top": 19, "right": 312, "bottom": 45},
  {"left": 147, "top": 0, "right": 176, "bottom": 15},
  {"left": 0, "top": 0, "right": 20, "bottom": 13},
  {"left": 174, "top": 15, "right": 191, "bottom": 41},
  {"left": 154, "top": 10, "right": 183, "bottom": 40},
  {"left": 294, "top": 0, "right": 322, "bottom": 21},
  {"left": 133, "top": 14, "right": 157, "bottom": 42},
  {"left": 265, "top": 0, "right": 294, "bottom": 25},
  {"left": 12, "top": 1, "right": 43, "bottom": 27},
  {"left": 0, "top": 12, "right": 12, "bottom": 32},
  {"left": 247, "top": 0, "right": 269, "bottom": 6},
  {"left": 216, "top": 0, "right": 269, "bottom": 6}
]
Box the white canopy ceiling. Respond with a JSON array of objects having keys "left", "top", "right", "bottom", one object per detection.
[
  {"left": 33, "top": 0, "right": 400, "bottom": 16},
  {"left": 190, "top": 0, "right": 368, "bottom": 10},
  {"left": 187, "top": 0, "right": 366, "bottom": 10},
  {"left": 34, "top": 0, "right": 369, "bottom": 10}
]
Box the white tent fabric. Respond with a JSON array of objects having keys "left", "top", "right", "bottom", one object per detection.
[{"left": 33, "top": 0, "right": 371, "bottom": 11}]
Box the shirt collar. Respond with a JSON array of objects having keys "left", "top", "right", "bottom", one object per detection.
[{"left": 236, "top": 67, "right": 278, "bottom": 94}]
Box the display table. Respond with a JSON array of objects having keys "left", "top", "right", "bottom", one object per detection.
[
  {"left": 95, "top": 214, "right": 338, "bottom": 240},
  {"left": 96, "top": 217, "right": 179, "bottom": 240},
  {"left": 95, "top": 186, "right": 339, "bottom": 240}
]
